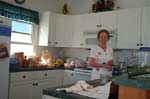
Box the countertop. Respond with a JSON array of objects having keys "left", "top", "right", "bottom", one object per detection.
[
  {"left": 114, "top": 75, "right": 150, "bottom": 90},
  {"left": 9, "top": 66, "right": 74, "bottom": 72},
  {"left": 43, "top": 79, "right": 118, "bottom": 99}
]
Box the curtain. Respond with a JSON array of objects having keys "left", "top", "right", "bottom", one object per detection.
[{"left": 0, "top": 1, "right": 39, "bottom": 24}]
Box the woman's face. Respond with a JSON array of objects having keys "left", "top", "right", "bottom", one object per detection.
[{"left": 98, "top": 32, "right": 108, "bottom": 45}]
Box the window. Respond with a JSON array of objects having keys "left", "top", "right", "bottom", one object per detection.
[{"left": 10, "top": 21, "right": 35, "bottom": 56}]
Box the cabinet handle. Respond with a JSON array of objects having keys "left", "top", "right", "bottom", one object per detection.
[
  {"left": 80, "top": 43, "right": 83, "bottom": 45},
  {"left": 97, "top": 25, "right": 102, "bottom": 27},
  {"left": 48, "top": 42, "right": 51, "bottom": 43},
  {"left": 137, "top": 44, "right": 139, "bottom": 46},
  {"left": 54, "top": 42, "right": 58, "bottom": 44},
  {"left": 35, "top": 83, "right": 38, "bottom": 86},
  {"left": 32, "top": 83, "right": 35, "bottom": 86},
  {"left": 44, "top": 73, "right": 48, "bottom": 76},
  {"left": 71, "top": 73, "right": 74, "bottom": 76},
  {"left": 141, "top": 43, "right": 144, "bottom": 46},
  {"left": 22, "top": 75, "right": 26, "bottom": 79},
  {"left": 110, "top": 35, "right": 113, "bottom": 37}
]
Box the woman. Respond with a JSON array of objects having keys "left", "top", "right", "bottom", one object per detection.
[{"left": 88, "top": 29, "right": 113, "bottom": 82}]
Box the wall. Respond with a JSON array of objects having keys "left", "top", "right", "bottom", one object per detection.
[{"left": 67, "top": 0, "right": 150, "bottom": 14}]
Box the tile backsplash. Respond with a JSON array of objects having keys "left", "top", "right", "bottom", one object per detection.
[{"left": 37, "top": 46, "right": 140, "bottom": 67}]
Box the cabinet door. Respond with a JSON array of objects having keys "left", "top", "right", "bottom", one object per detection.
[
  {"left": 63, "top": 70, "right": 78, "bottom": 85},
  {"left": 100, "top": 11, "right": 117, "bottom": 30},
  {"left": 48, "top": 13, "right": 56, "bottom": 47},
  {"left": 32, "top": 80, "right": 56, "bottom": 99},
  {"left": 72, "top": 15, "right": 85, "bottom": 47},
  {"left": 82, "top": 13, "right": 100, "bottom": 31},
  {"left": 100, "top": 11, "right": 117, "bottom": 49},
  {"left": 55, "top": 14, "right": 73, "bottom": 47},
  {"left": 38, "top": 12, "right": 51, "bottom": 46},
  {"left": 9, "top": 82, "right": 32, "bottom": 99},
  {"left": 117, "top": 8, "right": 141, "bottom": 49},
  {"left": 141, "top": 7, "right": 150, "bottom": 47}
]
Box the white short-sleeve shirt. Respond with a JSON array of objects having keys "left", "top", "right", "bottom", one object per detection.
[{"left": 90, "top": 44, "right": 113, "bottom": 80}]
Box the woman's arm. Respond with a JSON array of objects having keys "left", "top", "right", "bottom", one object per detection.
[
  {"left": 87, "top": 57, "right": 102, "bottom": 71},
  {"left": 102, "top": 60, "right": 113, "bottom": 71}
]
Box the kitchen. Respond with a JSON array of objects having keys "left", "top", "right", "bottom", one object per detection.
[{"left": 0, "top": 0, "right": 150, "bottom": 99}]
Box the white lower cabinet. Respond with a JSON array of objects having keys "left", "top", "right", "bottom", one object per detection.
[
  {"left": 32, "top": 79, "right": 61, "bottom": 99},
  {"left": 9, "top": 70, "right": 91, "bottom": 99},
  {"left": 62, "top": 70, "right": 91, "bottom": 86},
  {"left": 9, "top": 70, "right": 63, "bottom": 99},
  {"left": 62, "top": 70, "right": 78, "bottom": 85},
  {"left": 9, "top": 81, "right": 33, "bottom": 99}
]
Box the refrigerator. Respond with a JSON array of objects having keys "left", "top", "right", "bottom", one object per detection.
[{"left": 0, "top": 17, "right": 11, "bottom": 99}]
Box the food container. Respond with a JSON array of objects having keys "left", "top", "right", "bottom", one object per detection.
[{"left": 15, "top": 52, "right": 24, "bottom": 67}]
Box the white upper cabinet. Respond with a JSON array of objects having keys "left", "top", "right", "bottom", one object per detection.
[
  {"left": 72, "top": 15, "right": 85, "bottom": 47},
  {"left": 38, "top": 12, "right": 55, "bottom": 46},
  {"left": 117, "top": 8, "right": 141, "bottom": 49},
  {"left": 74, "top": 11, "right": 117, "bottom": 48},
  {"left": 82, "top": 13, "right": 100, "bottom": 31},
  {"left": 81, "top": 11, "right": 117, "bottom": 31},
  {"left": 141, "top": 7, "right": 150, "bottom": 47},
  {"left": 100, "top": 11, "right": 117, "bottom": 30},
  {"left": 55, "top": 14, "right": 73, "bottom": 47},
  {"left": 48, "top": 13, "right": 56, "bottom": 47},
  {"left": 38, "top": 12, "right": 50, "bottom": 46}
]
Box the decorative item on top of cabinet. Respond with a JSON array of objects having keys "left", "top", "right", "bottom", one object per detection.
[
  {"left": 0, "top": 43, "right": 9, "bottom": 58},
  {"left": 62, "top": 2, "right": 70, "bottom": 15},
  {"left": 92, "top": 0, "right": 119, "bottom": 12}
]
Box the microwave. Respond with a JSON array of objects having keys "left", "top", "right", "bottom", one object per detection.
[{"left": 83, "top": 29, "right": 117, "bottom": 49}]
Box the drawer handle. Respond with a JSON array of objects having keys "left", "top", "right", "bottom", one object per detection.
[
  {"left": 22, "top": 75, "right": 26, "bottom": 78},
  {"left": 35, "top": 83, "right": 38, "bottom": 86},
  {"left": 71, "top": 73, "right": 74, "bottom": 76},
  {"left": 44, "top": 73, "right": 48, "bottom": 76},
  {"left": 80, "top": 43, "right": 83, "bottom": 45},
  {"left": 33, "top": 83, "right": 35, "bottom": 86},
  {"left": 141, "top": 43, "right": 143, "bottom": 46},
  {"left": 54, "top": 42, "right": 58, "bottom": 44}
]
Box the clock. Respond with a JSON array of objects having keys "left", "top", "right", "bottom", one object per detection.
[{"left": 14, "top": 0, "right": 26, "bottom": 4}]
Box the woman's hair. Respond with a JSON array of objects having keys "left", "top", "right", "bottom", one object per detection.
[{"left": 97, "top": 29, "right": 110, "bottom": 40}]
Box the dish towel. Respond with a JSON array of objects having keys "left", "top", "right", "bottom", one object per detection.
[
  {"left": 74, "top": 81, "right": 112, "bottom": 99},
  {"left": 56, "top": 81, "right": 93, "bottom": 93}
]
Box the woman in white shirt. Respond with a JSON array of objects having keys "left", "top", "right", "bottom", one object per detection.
[{"left": 88, "top": 29, "right": 113, "bottom": 82}]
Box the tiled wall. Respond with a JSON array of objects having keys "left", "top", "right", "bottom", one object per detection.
[{"left": 37, "top": 46, "right": 142, "bottom": 67}]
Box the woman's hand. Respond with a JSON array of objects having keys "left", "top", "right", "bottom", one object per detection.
[
  {"left": 87, "top": 57, "right": 102, "bottom": 71},
  {"left": 101, "top": 60, "right": 112, "bottom": 71}
]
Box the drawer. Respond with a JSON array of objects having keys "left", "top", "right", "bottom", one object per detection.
[
  {"left": 10, "top": 70, "right": 64, "bottom": 83},
  {"left": 10, "top": 72, "right": 36, "bottom": 82},
  {"left": 38, "top": 70, "right": 64, "bottom": 79}
]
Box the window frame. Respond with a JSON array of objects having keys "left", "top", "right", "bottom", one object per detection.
[
  {"left": 10, "top": 20, "right": 36, "bottom": 56},
  {"left": 11, "top": 20, "right": 33, "bottom": 45}
]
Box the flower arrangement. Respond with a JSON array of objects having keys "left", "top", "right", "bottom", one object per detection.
[{"left": 92, "top": 0, "right": 119, "bottom": 12}]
